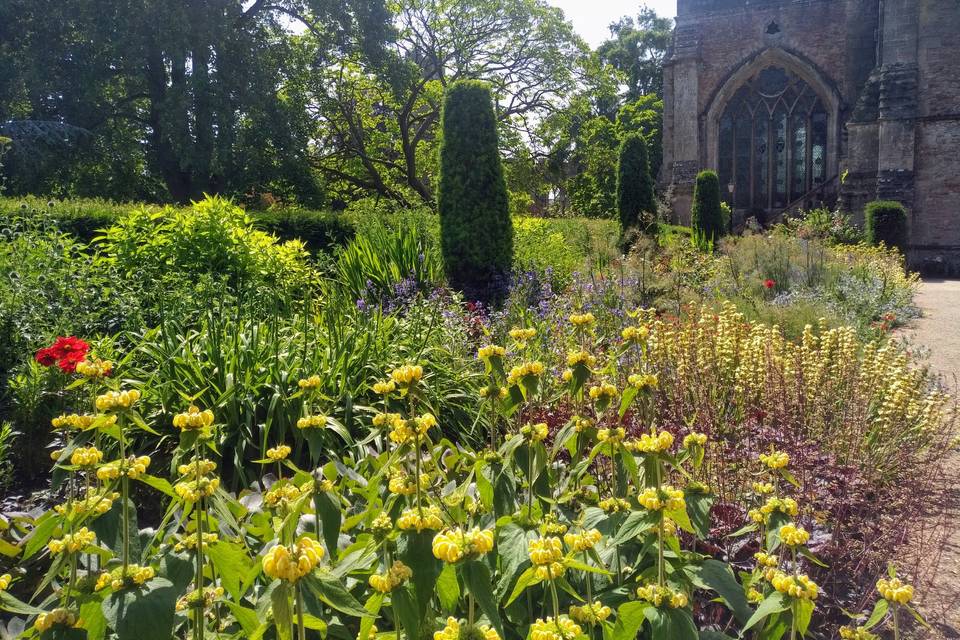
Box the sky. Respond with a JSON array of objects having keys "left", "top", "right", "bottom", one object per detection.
[{"left": 546, "top": 0, "right": 678, "bottom": 47}]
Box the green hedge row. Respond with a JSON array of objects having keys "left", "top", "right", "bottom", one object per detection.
[{"left": 0, "top": 196, "right": 356, "bottom": 253}]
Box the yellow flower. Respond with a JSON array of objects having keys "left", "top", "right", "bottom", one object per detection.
[
  {"left": 0, "top": 574, "right": 10, "bottom": 591},
  {"left": 636, "top": 583, "right": 689, "bottom": 608},
  {"left": 507, "top": 361, "right": 545, "bottom": 386},
  {"left": 48, "top": 527, "right": 96, "bottom": 555},
  {"left": 95, "top": 389, "right": 141, "bottom": 412},
  {"left": 509, "top": 327, "right": 536, "bottom": 342},
  {"left": 397, "top": 505, "right": 444, "bottom": 531},
  {"left": 682, "top": 433, "right": 707, "bottom": 448},
  {"left": 758, "top": 496, "right": 799, "bottom": 521},
  {"left": 747, "top": 588, "right": 764, "bottom": 604},
  {"left": 597, "top": 427, "right": 625, "bottom": 444},
  {"left": 390, "top": 364, "right": 423, "bottom": 387},
  {"left": 34, "top": 608, "right": 80, "bottom": 632},
  {"left": 839, "top": 626, "right": 879, "bottom": 640},
  {"left": 566, "top": 350, "right": 596, "bottom": 368},
  {"left": 51, "top": 413, "right": 102, "bottom": 431},
  {"left": 521, "top": 422, "right": 548, "bottom": 442},
  {"left": 369, "top": 560, "right": 413, "bottom": 593},
  {"left": 174, "top": 476, "right": 220, "bottom": 503},
  {"left": 478, "top": 345, "right": 507, "bottom": 361},
  {"left": 769, "top": 570, "right": 818, "bottom": 600},
  {"left": 572, "top": 416, "right": 593, "bottom": 433},
  {"left": 759, "top": 451, "right": 790, "bottom": 470},
  {"left": 432, "top": 527, "right": 494, "bottom": 563},
  {"left": 754, "top": 552, "right": 779, "bottom": 568},
  {"left": 569, "top": 312, "right": 596, "bottom": 327},
  {"left": 96, "top": 455, "right": 151, "bottom": 481},
  {"left": 70, "top": 446, "right": 103, "bottom": 467},
  {"left": 569, "top": 601, "right": 612, "bottom": 624},
  {"left": 625, "top": 429, "right": 674, "bottom": 454},
  {"left": 530, "top": 616, "right": 582, "bottom": 640},
  {"left": 176, "top": 586, "right": 224, "bottom": 612},
  {"left": 76, "top": 358, "right": 113, "bottom": 378},
  {"left": 264, "top": 482, "right": 304, "bottom": 508},
  {"left": 588, "top": 382, "right": 617, "bottom": 402},
  {"left": 266, "top": 444, "right": 291, "bottom": 461},
  {"left": 779, "top": 523, "right": 810, "bottom": 547},
  {"left": 528, "top": 536, "right": 563, "bottom": 566},
  {"left": 372, "top": 380, "right": 395, "bottom": 395},
  {"left": 638, "top": 486, "right": 685, "bottom": 512},
  {"left": 298, "top": 375, "right": 322, "bottom": 390},
  {"left": 297, "top": 414, "right": 327, "bottom": 429},
  {"left": 622, "top": 325, "right": 649, "bottom": 343},
  {"left": 434, "top": 617, "right": 497, "bottom": 640},
  {"left": 95, "top": 564, "right": 155, "bottom": 591},
  {"left": 536, "top": 562, "right": 566, "bottom": 581},
  {"left": 563, "top": 529, "right": 602, "bottom": 552},
  {"left": 752, "top": 481, "right": 775, "bottom": 495},
  {"left": 370, "top": 513, "right": 393, "bottom": 536},
  {"left": 373, "top": 412, "right": 401, "bottom": 428},
  {"left": 598, "top": 497, "right": 630, "bottom": 513},
  {"left": 55, "top": 488, "right": 119, "bottom": 519},
  {"left": 876, "top": 577, "right": 913, "bottom": 604},
  {"left": 262, "top": 537, "right": 324, "bottom": 583},
  {"left": 174, "top": 532, "right": 219, "bottom": 552},
  {"left": 172, "top": 405, "right": 215, "bottom": 431},
  {"left": 627, "top": 373, "right": 658, "bottom": 390}
]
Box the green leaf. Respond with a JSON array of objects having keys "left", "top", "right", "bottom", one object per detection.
[
  {"left": 646, "top": 607, "right": 698, "bottom": 640},
  {"left": 619, "top": 386, "right": 639, "bottom": 417},
  {"left": 0, "top": 589, "right": 43, "bottom": 614},
  {"left": 463, "top": 560, "right": 504, "bottom": 638},
  {"left": 315, "top": 491, "right": 342, "bottom": 558},
  {"left": 271, "top": 582, "right": 293, "bottom": 640},
  {"left": 685, "top": 491, "right": 714, "bottom": 539},
  {"left": 794, "top": 598, "right": 814, "bottom": 636},
  {"left": 136, "top": 474, "right": 175, "bottom": 498},
  {"left": 225, "top": 601, "right": 261, "bottom": 637},
  {"left": 358, "top": 592, "right": 384, "bottom": 640},
  {"left": 207, "top": 540, "right": 256, "bottom": 602},
  {"left": 399, "top": 530, "right": 441, "bottom": 617},
  {"left": 505, "top": 566, "right": 542, "bottom": 606},
  {"left": 862, "top": 598, "right": 888, "bottom": 629},
  {"left": 742, "top": 591, "right": 790, "bottom": 632},
  {"left": 304, "top": 573, "right": 370, "bottom": 618},
  {"left": 100, "top": 578, "right": 178, "bottom": 640},
  {"left": 78, "top": 594, "right": 108, "bottom": 640},
  {"left": 437, "top": 563, "right": 460, "bottom": 612},
  {"left": 391, "top": 585, "right": 420, "bottom": 640},
  {"left": 611, "top": 601, "right": 649, "bottom": 640},
  {"left": 564, "top": 557, "right": 612, "bottom": 575},
  {"left": 685, "top": 559, "right": 751, "bottom": 624},
  {"left": 22, "top": 510, "right": 58, "bottom": 560},
  {"left": 612, "top": 510, "right": 658, "bottom": 544}
]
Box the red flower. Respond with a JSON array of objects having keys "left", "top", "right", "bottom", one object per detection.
[
  {"left": 763, "top": 279, "right": 776, "bottom": 290},
  {"left": 34, "top": 346, "right": 58, "bottom": 367},
  {"left": 35, "top": 336, "right": 90, "bottom": 372}
]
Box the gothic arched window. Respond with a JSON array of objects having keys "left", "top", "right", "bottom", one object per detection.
[{"left": 717, "top": 66, "right": 827, "bottom": 212}]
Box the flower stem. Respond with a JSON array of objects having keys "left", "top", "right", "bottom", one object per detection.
[{"left": 296, "top": 582, "right": 307, "bottom": 640}]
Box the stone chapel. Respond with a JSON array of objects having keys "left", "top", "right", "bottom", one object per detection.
[{"left": 661, "top": 0, "right": 960, "bottom": 272}]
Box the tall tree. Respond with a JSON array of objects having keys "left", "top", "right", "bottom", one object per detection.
[
  {"left": 616, "top": 133, "right": 654, "bottom": 231},
  {"left": 596, "top": 7, "right": 672, "bottom": 100},
  {"left": 0, "top": 0, "right": 392, "bottom": 203},
  {"left": 310, "top": 0, "right": 585, "bottom": 205}
]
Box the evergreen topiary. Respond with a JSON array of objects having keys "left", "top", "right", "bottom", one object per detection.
[
  {"left": 616, "top": 133, "right": 655, "bottom": 231},
  {"left": 865, "top": 200, "right": 908, "bottom": 253},
  {"left": 438, "top": 80, "right": 513, "bottom": 300},
  {"left": 690, "top": 170, "right": 725, "bottom": 248}
]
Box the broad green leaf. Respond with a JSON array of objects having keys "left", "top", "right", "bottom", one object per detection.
[
  {"left": 271, "top": 582, "right": 293, "bottom": 640},
  {"left": 645, "top": 607, "right": 698, "bottom": 640},
  {"left": 315, "top": 491, "right": 342, "bottom": 557},
  {"left": 685, "top": 559, "right": 751, "bottom": 623},
  {"left": 463, "top": 560, "right": 504, "bottom": 637},
  {"left": 391, "top": 585, "right": 420, "bottom": 640},
  {"left": 794, "top": 598, "right": 814, "bottom": 635},
  {"left": 225, "top": 601, "right": 261, "bottom": 637},
  {"left": 612, "top": 510, "right": 658, "bottom": 545},
  {"left": 136, "top": 474, "right": 175, "bottom": 498},
  {"left": 862, "top": 598, "right": 888, "bottom": 629},
  {"left": 22, "top": 510, "right": 58, "bottom": 560},
  {"left": 742, "top": 591, "right": 790, "bottom": 632},
  {"left": 207, "top": 540, "right": 256, "bottom": 602},
  {"left": 685, "top": 491, "right": 714, "bottom": 539},
  {"left": 611, "top": 601, "right": 649, "bottom": 640},
  {"left": 437, "top": 563, "right": 460, "bottom": 612},
  {"left": 0, "top": 589, "right": 43, "bottom": 614},
  {"left": 505, "top": 566, "right": 542, "bottom": 606},
  {"left": 304, "top": 573, "right": 370, "bottom": 618},
  {"left": 101, "top": 578, "right": 178, "bottom": 640},
  {"left": 358, "top": 592, "right": 384, "bottom": 640}
]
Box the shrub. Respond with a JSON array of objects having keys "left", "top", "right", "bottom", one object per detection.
[
  {"left": 616, "top": 133, "right": 655, "bottom": 231},
  {"left": 0, "top": 196, "right": 138, "bottom": 241},
  {"left": 690, "top": 170, "right": 725, "bottom": 247},
  {"left": 252, "top": 207, "right": 356, "bottom": 254},
  {"left": 438, "top": 80, "right": 513, "bottom": 299},
  {"left": 865, "top": 200, "right": 908, "bottom": 252}
]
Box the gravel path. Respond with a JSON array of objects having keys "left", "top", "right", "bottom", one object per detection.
[{"left": 896, "top": 280, "right": 960, "bottom": 638}]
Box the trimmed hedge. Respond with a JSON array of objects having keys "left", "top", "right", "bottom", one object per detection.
[
  {"left": 438, "top": 80, "right": 513, "bottom": 300},
  {"left": 616, "top": 133, "right": 655, "bottom": 231},
  {"left": 252, "top": 208, "right": 356, "bottom": 254},
  {"left": 865, "top": 200, "right": 908, "bottom": 253},
  {"left": 691, "top": 170, "right": 725, "bottom": 247}
]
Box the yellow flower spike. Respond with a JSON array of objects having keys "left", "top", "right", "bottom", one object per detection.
[
  {"left": 876, "top": 577, "right": 914, "bottom": 604},
  {"left": 531, "top": 616, "right": 582, "bottom": 640},
  {"left": 839, "top": 626, "right": 879, "bottom": 640},
  {"left": 0, "top": 574, "right": 10, "bottom": 591},
  {"left": 51, "top": 413, "right": 100, "bottom": 431},
  {"left": 34, "top": 608, "right": 80, "bottom": 632},
  {"left": 262, "top": 537, "right": 324, "bottom": 583},
  {"left": 566, "top": 350, "right": 596, "bottom": 368},
  {"left": 627, "top": 373, "right": 658, "bottom": 390},
  {"left": 682, "top": 432, "right": 707, "bottom": 448},
  {"left": 597, "top": 427, "right": 625, "bottom": 444},
  {"left": 569, "top": 601, "right": 612, "bottom": 625},
  {"left": 266, "top": 444, "right": 291, "bottom": 461},
  {"left": 76, "top": 358, "right": 113, "bottom": 378},
  {"left": 638, "top": 486, "right": 685, "bottom": 512},
  {"left": 636, "top": 583, "right": 689, "bottom": 608},
  {"left": 372, "top": 379, "right": 395, "bottom": 395},
  {"left": 528, "top": 536, "right": 564, "bottom": 566},
  {"left": 563, "top": 528, "right": 602, "bottom": 552},
  {"left": 752, "top": 481, "right": 775, "bottom": 495},
  {"left": 369, "top": 560, "right": 413, "bottom": 593},
  {"left": 588, "top": 382, "right": 617, "bottom": 403},
  {"left": 297, "top": 414, "right": 327, "bottom": 429},
  {"left": 768, "top": 570, "right": 818, "bottom": 600},
  {"left": 598, "top": 497, "right": 630, "bottom": 513},
  {"left": 508, "top": 327, "right": 536, "bottom": 342},
  {"left": 47, "top": 527, "right": 96, "bottom": 555},
  {"left": 96, "top": 455, "right": 151, "bottom": 481},
  {"left": 626, "top": 429, "right": 674, "bottom": 454},
  {"left": 396, "top": 505, "right": 444, "bottom": 532},
  {"left": 95, "top": 564, "right": 156, "bottom": 591},
  {"left": 622, "top": 325, "right": 650, "bottom": 343}
]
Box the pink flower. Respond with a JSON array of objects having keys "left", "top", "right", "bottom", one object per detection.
[{"left": 763, "top": 279, "right": 776, "bottom": 290}]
